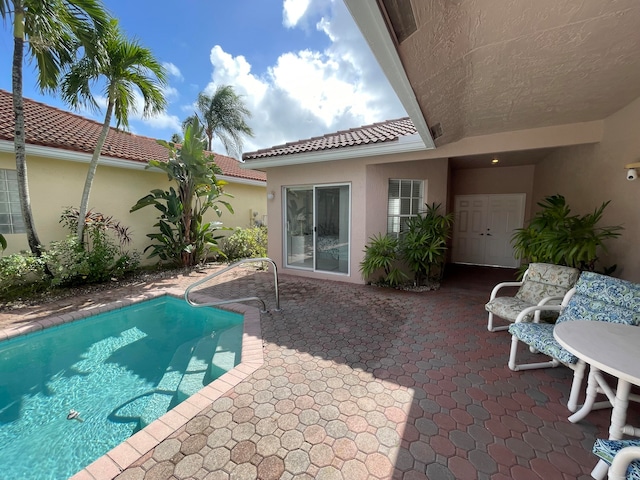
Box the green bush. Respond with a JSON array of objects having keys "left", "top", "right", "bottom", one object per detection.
[
  {"left": 0, "top": 252, "right": 48, "bottom": 298},
  {"left": 43, "top": 234, "right": 139, "bottom": 287},
  {"left": 221, "top": 226, "right": 268, "bottom": 261},
  {"left": 512, "top": 194, "right": 623, "bottom": 275},
  {"left": 55, "top": 208, "right": 140, "bottom": 285},
  {"left": 399, "top": 203, "right": 454, "bottom": 285},
  {"left": 360, "top": 203, "right": 454, "bottom": 287},
  {"left": 359, "top": 233, "right": 407, "bottom": 287},
  {"left": 0, "top": 211, "right": 140, "bottom": 300}
]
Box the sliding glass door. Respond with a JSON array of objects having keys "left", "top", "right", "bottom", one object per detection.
[{"left": 285, "top": 184, "right": 350, "bottom": 274}]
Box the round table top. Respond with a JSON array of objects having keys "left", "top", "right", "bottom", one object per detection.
[{"left": 554, "top": 321, "right": 640, "bottom": 386}]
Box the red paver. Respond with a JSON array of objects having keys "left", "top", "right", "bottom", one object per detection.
[{"left": 0, "top": 264, "right": 613, "bottom": 480}]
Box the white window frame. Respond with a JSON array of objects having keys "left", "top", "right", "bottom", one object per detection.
[
  {"left": 387, "top": 179, "right": 424, "bottom": 237},
  {"left": 0, "top": 168, "right": 24, "bottom": 234}
]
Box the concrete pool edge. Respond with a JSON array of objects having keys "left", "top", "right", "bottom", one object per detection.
[{"left": 0, "top": 287, "right": 265, "bottom": 480}]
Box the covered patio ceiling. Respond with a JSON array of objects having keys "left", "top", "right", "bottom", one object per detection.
[{"left": 345, "top": 1, "right": 640, "bottom": 166}]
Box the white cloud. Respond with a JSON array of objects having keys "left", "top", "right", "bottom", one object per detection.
[
  {"left": 162, "top": 62, "right": 183, "bottom": 81},
  {"left": 128, "top": 90, "right": 182, "bottom": 135},
  {"left": 200, "top": 0, "right": 406, "bottom": 156},
  {"left": 283, "top": 0, "right": 311, "bottom": 28}
]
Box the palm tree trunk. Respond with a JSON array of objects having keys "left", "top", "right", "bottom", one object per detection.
[
  {"left": 12, "top": 6, "right": 43, "bottom": 256},
  {"left": 76, "top": 99, "right": 114, "bottom": 243}
]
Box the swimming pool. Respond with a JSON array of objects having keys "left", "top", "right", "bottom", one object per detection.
[{"left": 0, "top": 295, "right": 243, "bottom": 480}]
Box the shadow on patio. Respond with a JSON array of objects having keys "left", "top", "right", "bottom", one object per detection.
[{"left": 110, "top": 264, "right": 636, "bottom": 480}]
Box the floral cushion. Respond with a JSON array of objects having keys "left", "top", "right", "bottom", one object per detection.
[
  {"left": 515, "top": 263, "right": 580, "bottom": 305},
  {"left": 486, "top": 297, "right": 556, "bottom": 322},
  {"left": 485, "top": 263, "right": 578, "bottom": 322},
  {"left": 593, "top": 439, "right": 640, "bottom": 479},
  {"left": 508, "top": 322, "right": 578, "bottom": 364},
  {"left": 511, "top": 272, "right": 640, "bottom": 366},
  {"left": 557, "top": 271, "right": 640, "bottom": 326}
]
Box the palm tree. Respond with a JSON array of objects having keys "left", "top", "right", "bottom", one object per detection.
[
  {"left": 61, "top": 19, "right": 167, "bottom": 243},
  {"left": 0, "top": 0, "right": 108, "bottom": 256},
  {"left": 183, "top": 85, "right": 254, "bottom": 157}
]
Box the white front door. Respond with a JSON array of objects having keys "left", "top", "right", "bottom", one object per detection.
[{"left": 452, "top": 194, "right": 525, "bottom": 267}]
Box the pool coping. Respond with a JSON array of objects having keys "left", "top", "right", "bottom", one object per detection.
[{"left": 0, "top": 287, "right": 264, "bottom": 480}]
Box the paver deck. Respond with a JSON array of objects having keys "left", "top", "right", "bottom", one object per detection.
[{"left": 1, "top": 264, "right": 637, "bottom": 479}]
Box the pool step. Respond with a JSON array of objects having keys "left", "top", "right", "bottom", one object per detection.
[
  {"left": 176, "top": 333, "right": 221, "bottom": 402},
  {"left": 208, "top": 324, "right": 243, "bottom": 381},
  {"left": 139, "top": 338, "right": 198, "bottom": 428}
]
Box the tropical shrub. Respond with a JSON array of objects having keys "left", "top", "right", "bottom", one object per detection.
[
  {"left": 0, "top": 251, "right": 48, "bottom": 298},
  {"left": 221, "top": 226, "right": 268, "bottom": 261},
  {"left": 359, "top": 233, "right": 407, "bottom": 287},
  {"left": 361, "top": 203, "right": 454, "bottom": 287},
  {"left": 0, "top": 209, "right": 138, "bottom": 298},
  {"left": 512, "top": 194, "right": 623, "bottom": 274},
  {"left": 131, "top": 118, "right": 233, "bottom": 266},
  {"left": 399, "top": 203, "right": 454, "bottom": 285},
  {"left": 50, "top": 207, "right": 139, "bottom": 285}
]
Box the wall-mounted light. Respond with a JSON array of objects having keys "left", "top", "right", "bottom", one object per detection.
[
  {"left": 267, "top": 190, "right": 275, "bottom": 200},
  {"left": 625, "top": 162, "right": 640, "bottom": 181},
  {"left": 491, "top": 157, "right": 499, "bottom": 165}
]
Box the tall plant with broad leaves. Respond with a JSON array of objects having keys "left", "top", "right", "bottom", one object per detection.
[
  {"left": 0, "top": 0, "right": 108, "bottom": 256},
  {"left": 512, "top": 194, "right": 623, "bottom": 274},
  {"left": 61, "top": 18, "right": 167, "bottom": 244},
  {"left": 400, "top": 203, "right": 454, "bottom": 286},
  {"left": 131, "top": 118, "right": 234, "bottom": 267}
]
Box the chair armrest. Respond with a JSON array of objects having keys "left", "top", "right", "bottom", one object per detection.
[
  {"left": 609, "top": 445, "right": 640, "bottom": 480},
  {"left": 514, "top": 304, "right": 563, "bottom": 323},
  {"left": 489, "top": 281, "right": 523, "bottom": 301}
]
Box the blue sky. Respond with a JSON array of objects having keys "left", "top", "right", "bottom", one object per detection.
[{"left": 0, "top": 0, "right": 406, "bottom": 158}]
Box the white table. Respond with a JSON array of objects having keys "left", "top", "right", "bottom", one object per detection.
[{"left": 554, "top": 321, "right": 640, "bottom": 479}]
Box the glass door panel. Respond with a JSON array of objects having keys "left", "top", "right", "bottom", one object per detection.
[
  {"left": 315, "top": 185, "right": 349, "bottom": 274},
  {"left": 285, "top": 187, "right": 313, "bottom": 268}
]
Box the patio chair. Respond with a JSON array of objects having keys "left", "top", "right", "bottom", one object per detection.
[
  {"left": 485, "top": 262, "right": 580, "bottom": 332},
  {"left": 592, "top": 438, "right": 640, "bottom": 480},
  {"left": 508, "top": 271, "right": 640, "bottom": 412}
]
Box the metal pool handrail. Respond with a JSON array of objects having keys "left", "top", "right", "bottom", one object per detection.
[{"left": 184, "top": 257, "right": 280, "bottom": 313}]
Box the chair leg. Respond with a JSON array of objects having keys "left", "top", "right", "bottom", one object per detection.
[
  {"left": 567, "top": 360, "right": 586, "bottom": 412},
  {"left": 488, "top": 312, "right": 510, "bottom": 332},
  {"left": 508, "top": 334, "right": 561, "bottom": 371}
]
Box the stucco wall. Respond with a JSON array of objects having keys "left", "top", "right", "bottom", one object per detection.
[
  {"left": 451, "top": 164, "right": 536, "bottom": 219},
  {"left": 0, "top": 153, "right": 266, "bottom": 262},
  {"left": 365, "top": 158, "right": 449, "bottom": 237},
  {"left": 532, "top": 96, "right": 640, "bottom": 281},
  {"left": 265, "top": 153, "right": 449, "bottom": 284}
]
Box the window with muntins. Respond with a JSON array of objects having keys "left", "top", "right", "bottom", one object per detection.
[
  {"left": 387, "top": 179, "right": 423, "bottom": 236},
  {"left": 0, "top": 169, "right": 25, "bottom": 234}
]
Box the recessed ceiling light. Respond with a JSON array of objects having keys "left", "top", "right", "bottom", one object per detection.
[{"left": 491, "top": 158, "right": 499, "bottom": 164}]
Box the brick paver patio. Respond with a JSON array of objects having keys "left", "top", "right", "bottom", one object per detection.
[{"left": 1, "top": 264, "right": 634, "bottom": 479}]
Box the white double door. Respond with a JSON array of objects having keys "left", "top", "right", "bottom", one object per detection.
[{"left": 452, "top": 194, "right": 525, "bottom": 268}]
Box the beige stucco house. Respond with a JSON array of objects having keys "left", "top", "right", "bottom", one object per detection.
[
  {"left": 242, "top": 2, "right": 640, "bottom": 284},
  {"left": 0, "top": 90, "right": 266, "bottom": 260}
]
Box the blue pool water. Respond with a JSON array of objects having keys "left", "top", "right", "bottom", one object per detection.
[{"left": 0, "top": 296, "right": 243, "bottom": 480}]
